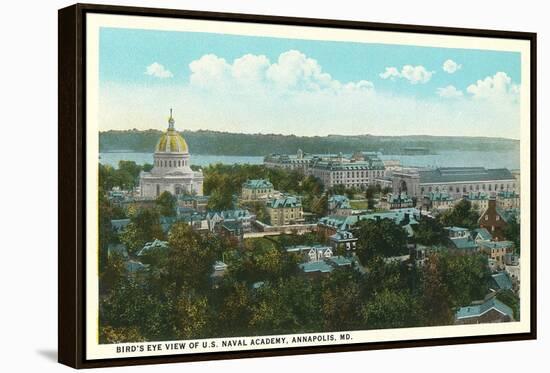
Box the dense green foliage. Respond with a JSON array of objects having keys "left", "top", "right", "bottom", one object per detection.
[
  {"left": 119, "top": 208, "right": 165, "bottom": 255},
  {"left": 503, "top": 216, "right": 521, "bottom": 254},
  {"left": 355, "top": 219, "right": 409, "bottom": 262},
  {"left": 99, "top": 204, "right": 491, "bottom": 343},
  {"left": 99, "top": 129, "right": 519, "bottom": 155},
  {"left": 99, "top": 160, "right": 152, "bottom": 190},
  {"left": 438, "top": 199, "right": 480, "bottom": 229},
  {"left": 413, "top": 218, "right": 447, "bottom": 246},
  {"left": 156, "top": 191, "right": 177, "bottom": 217},
  {"left": 496, "top": 289, "right": 520, "bottom": 320}
]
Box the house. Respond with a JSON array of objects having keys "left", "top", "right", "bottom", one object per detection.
[
  {"left": 241, "top": 179, "right": 275, "bottom": 201},
  {"left": 111, "top": 218, "right": 131, "bottom": 233},
  {"left": 286, "top": 245, "right": 333, "bottom": 262},
  {"left": 107, "top": 244, "right": 128, "bottom": 259},
  {"left": 490, "top": 272, "right": 513, "bottom": 291},
  {"left": 504, "top": 253, "right": 520, "bottom": 266},
  {"left": 318, "top": 208, "right": 421, "bottom": 238},
  {"left": 206, "top": 209, "right": 254, "bottom": 232},
  {"left": 444, "top": 227, "right": 478, "bottom": 252},
  {"left": 497, "top": 191, "right": 520, "bottom": 209},
  {"left": 221, "top": 220, "right": 244, "bottom": 241},
  {"left": 472, "top": 228, "right": 492, "bottom": 244},
  {"left": 210, "top": 261, "right": 228, "bottom": 288},
  {"left": 137, "top": 239, "right": 169, "bottom": 257},
  {"left": 444, "top": 226, "right": 471, "bottom": 239},
  {"left": 299, "top": 261, "right": 334, "bottom": 277},
  {"left": 478, "top": 197, "right": 514, "bottom": 240},
  {"left": 378, "top": 192, "right": 414, "bottom": 210},
  {"left": 505, "top": 260, "right": 521, "bottom": 285},
  {"left": 449, "top": 236, "right": 478, "bottom": 252},
  {"left": 463, "top": 191, "right": 490, "bottom": 213},
  {"left": 180, "top": 212, "right": 209, "bottom": 232},
  {"left": 125, "top": 260, "right": 149, "bottom": 276},
  {"left": 455, "top": 297, "right": 514, "bottom": 324},
  {"left": 266, "top": 195, "right": 304, "bottom": 226},
  {"left": 327, "top": 195, "right": 352, "bottom": 216},
  {"left": 329, "top": 230, "right": 358, "bottom": 254},
  {"left": 423, "top": 192, "right": 454, "bottom": 212},
  {"left": 177, "top": 194, "right": 209, "bottom": 212},
  {"left": 327, "top": 256, "right": 353, "bottom": 268},
  {"left": 478, "top": 240, "right": 514, "bottom": 266},
  {"left": 298, "top": 255, "right": 353, "bottom": 277}
]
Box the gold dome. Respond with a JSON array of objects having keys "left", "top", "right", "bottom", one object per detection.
[{"left": 155, "top": 110, "right": 189, "bottom": 153}]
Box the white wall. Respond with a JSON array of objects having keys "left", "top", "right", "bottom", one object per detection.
[{"left": 0, "top": 0, "right": 547, "bottom": 372}]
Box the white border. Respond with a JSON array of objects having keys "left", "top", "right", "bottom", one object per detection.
[{"left": 85, "top": 12, "right": 532, "bottom": 360}]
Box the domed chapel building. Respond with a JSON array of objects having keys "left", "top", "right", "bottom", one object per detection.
[{"left": 139, "top": 110, "right": 204, "bottom": 197}]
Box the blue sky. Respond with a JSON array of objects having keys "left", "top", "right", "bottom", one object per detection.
[{"left": 98, "top": 27, "right": 522, "bottom": 138}]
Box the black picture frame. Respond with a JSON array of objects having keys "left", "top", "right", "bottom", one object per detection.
[{"left": 58, "top": 3, "right": 537, "bottom": 369}]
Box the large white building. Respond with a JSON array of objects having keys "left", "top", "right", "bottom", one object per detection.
[
  {"left": 140, "top": 111, "right": 204, "bottom": 198},
  {"left": 264, "top": 149, "right": 387, "bottom": 189}
]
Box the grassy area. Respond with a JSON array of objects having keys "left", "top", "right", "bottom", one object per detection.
[
  {"left": 350, "top": 200, "right": 370, "bottom": 209},
  {"left": 243, "top": 237, "right": 278, "bottom": 251}
]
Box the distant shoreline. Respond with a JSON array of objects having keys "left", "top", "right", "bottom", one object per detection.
[{"left": 99, "top": 129, "right": 519, "bottom": 156}]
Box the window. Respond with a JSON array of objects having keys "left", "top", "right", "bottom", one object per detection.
[
  {"left": 496, "top": 215, "right": 500, "bottom": 221},
  {"left": 485, "top": 215, "right": 489, "bottom": 221}
]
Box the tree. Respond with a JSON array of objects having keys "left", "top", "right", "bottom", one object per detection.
[
  {"left": 355, "top": 219, "right": 408, "bottom": 262},
  {"left": 119, "top": 208, "right": 164, "bottom": 254},
  {"left": 99, "top": 326, "right": 145, "bottom": 344},
  {"left": 99, "top": 252, "right": 126, "bottom": 295},
  {"left": 167, "top": 222, "right": 217, "bottom": 291},
  {"left": 503, "top": 217, "right": 520, "bottom": 254},
  {"left": 118, "top": 160, "right": 142, "bottom": 186},
  {"left": 365, "top": 185, "right": 379, "bottom": 199},
  {"left": 207, "top": 188, "right": 233, "bottom": 211},
  {"left": 413, "top": 217, "right": 447, "bottom": 246},
  {"left": 156, "top": 191, "right": 177, "bottom": 217},
  {"left": 420, "top": 251, "right": 490, "bottom": 325},
  {"left": 438, "top": 199, "right": 480, "bottom": 229},
  {"left": 174, "top": 290, "right": 210, "bottom": 339},
  {"left": 361, "top": 288, "right": 422, "bottom": 329},
  {"left": 250, "top": 201, "right": 269, "bottom": 224},
  {"left": 215, "top": 282, "right": 253, "bottom": 336},
  {"left": 142, "top": 163, "right": 154, "bottom": 172},
  {"left": 321, "top": 268, "right": 363, "bottom": 331}
]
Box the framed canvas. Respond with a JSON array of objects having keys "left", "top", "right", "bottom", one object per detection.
[{"left": 58, "top": 3, "right": 537, "bottom": 369}]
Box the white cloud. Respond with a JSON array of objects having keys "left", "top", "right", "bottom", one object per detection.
[
  {"left": 379, "top": 65, "right": 434, "bottom": 84},
  {"left": 442, "top": 59, "right": 462, "bottom": 74},
  {"left": 437, "top": 85, "right": 463, "bottom": 98},
  {"left": 379, "top": 67, "right": 401, "bottom": 80},
  {"left": 188, "top": 50, "right": 374, "bottom": 95},
  {"left": 466, "top": 72, "right": 519, "bottom": 101},
  {"left": 145, "top": 62, "right": 173, "bottom": 78}
]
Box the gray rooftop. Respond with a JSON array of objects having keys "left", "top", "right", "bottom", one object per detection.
[{"left": 419, "top": 167, "right": 514, "bottom": 184}]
